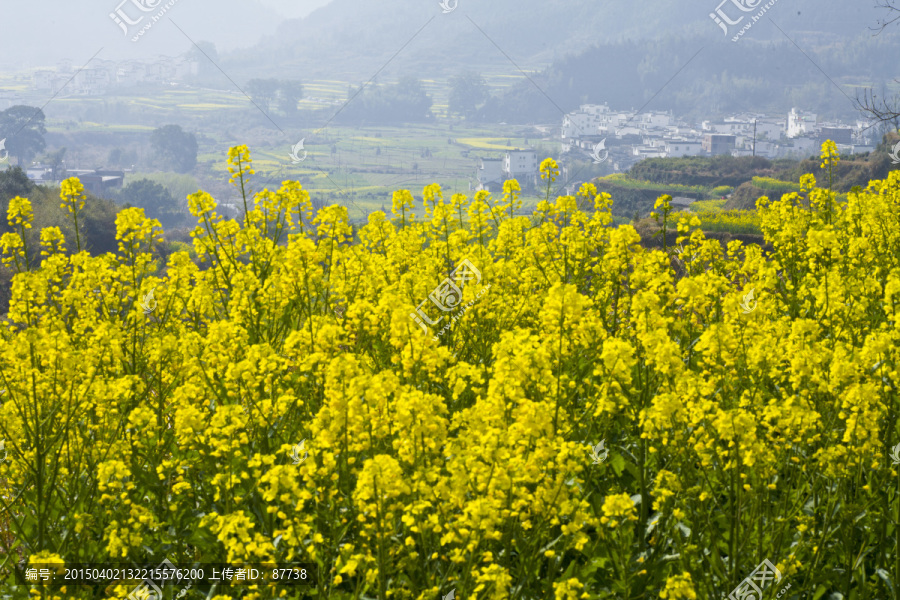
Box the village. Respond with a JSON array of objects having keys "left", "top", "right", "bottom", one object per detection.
[
  {"left": 473, "top": 103, "right": 875, "bottom": 193},
  {"left": 0, "top": 60, "right": 880, "bottom": 205}
]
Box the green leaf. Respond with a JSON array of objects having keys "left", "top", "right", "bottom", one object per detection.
[
  {"left": 875, "top": 568, "right": 894, "bottom": 595},
  {"left": 610, "top": 452, "right": 626, "bottom": 477}
]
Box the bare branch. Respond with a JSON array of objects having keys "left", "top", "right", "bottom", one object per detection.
[
  {"left": 855, "top": 85, "right": 900, "bottom": 134},
  {"left": 872, "top": 0, "right": 900, "bottom": 34}
]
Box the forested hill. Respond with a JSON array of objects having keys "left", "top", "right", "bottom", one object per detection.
[
  {"left": 219, "top": 0, "right": 899, "bottom": 121},
  {"left": 471, "top": 30, "right": 900, "bottom": 122},
  {"left": 232, "top": 0, "right": 883, "bottom": 80}
]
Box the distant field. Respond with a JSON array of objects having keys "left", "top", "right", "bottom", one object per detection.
[
  {"left": 61, "top": 122, "right": 156, "bottom": 132},
  {"left": 25, "top": 75, "right": 565, "bottom": 220},
  {"left": 457, "top": 137, "right": 527, "bottom": 150},
  {"left": 192, "top": 121, "right": 560, "bottom": 219}
]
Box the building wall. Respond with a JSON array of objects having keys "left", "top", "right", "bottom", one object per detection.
[
  {"left": 788, "top": 108, "right": 817, "bottom": 138},
  {"left": 665, "top": 142, "right": 703, "bottom": 157},
  {"left": 504, "top": 151, "right": 537, "bottom": 176},
  {"left": 755, "top": 121, "right": 785, "bottom": 140},
  {"left": 819, "top": 127, "right": 852, "bottom": 145},
  {"left": 477, "top": 159, "right": 504, "bottom": 187},
  {"left": 702, "top": 135, "right": 736, "bottom": 155},
  {"left": 562, "top": 113, "right": 598, "bottom": 138}
]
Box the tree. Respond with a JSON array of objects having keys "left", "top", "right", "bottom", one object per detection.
[
  {"left": 150, "top": 125, "right": 198, "bottom": 173},
  {"left": 276, "top": 81, "right": 304, "bottom": 116},
  {"left": 875, "top": 0, "right": 900, "bottom": 31},
  {"left": 38, "top": 147, "right": 67, "bottom": 179},
  {"left": 0, "top": 166, "right": 34, "bottom": 203},
  {"left": 856, "top": 3, "right": 900, "bottom": 130},
  {"left": 394, "top": 77, "right": 433, "bottom": 121},
  {"left": 336, "top": 77, "right": 432, "bottom": 124},
  {"left": 81, "top": 195, "right": 122, "bottom": 255},
  {"left": 0, "top": 106, "right": 47, "bottom": 166},
  {"left": 857, "top": 86, "right": 900, "bottom": 135},
  {"left": 185, "top": 41, "right": 219, "bottom": 83},
  {"left": 0, "top": 166, "right": 35, "bottom": 229},
  {"left": 116, "top": 179, "right": 181, "bottom": 228},
  {"left": 247, "top": 79, "right": 280, "bottom": 113},
  {"left": 448, "top": 71, "right": 490, "bottom": 119},
  {"left": 108, "top": 147, "right": 138, "bottom": 169}
]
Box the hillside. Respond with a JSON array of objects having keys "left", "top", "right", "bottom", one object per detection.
[
  {"left": 593, "top": 136, "right": 900, "bottom": 217},
  {"left": 224, "top": 0, "right": 888, "bottom": 84},
  {"left": 475, "top": 30, "right": 900, "bottom": 122}
]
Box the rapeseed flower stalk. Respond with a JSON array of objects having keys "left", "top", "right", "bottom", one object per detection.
[
  {"left": 2, "top": 146, "right": 900, "bottom": 600},
  {"left": 651, "top": 193, "right": 674, "bottom": 250},
  {"left": 496, "top": 179, "right": 521, "bottom": 222},
  {"left": 6, "top": 196, "right": 34, "bottom": 271},
  {"left": 540, "top": 157, "right": 560, "bottom": 204},
  {"left": 660, "top": 573, "right": 697, "bottom": 599},
  {"left": 391, "top": 188, "right": 415, "bottom": 228},
  {"left": 228, "top": 144, "right": 256, "bottom": 228},
  {"left": 818, "top": 141, "right": 840, "bottom": 223},
  {"left": 0, "top": 230, "right": 25, "bottom": 271},
  {"left": 60, "top": 176, "right": 86, "bottom": 252}
]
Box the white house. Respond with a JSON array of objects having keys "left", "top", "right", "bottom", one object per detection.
[
  {"left": 639, "top": 112, "right": 672, "bottom": 128},
  {"left": 26, "top": 165, "right": 54, "bottom": 182},
  {"left": 580, "top": 103, "right": 611, "bottom": 117},
  {"left": 562, "top": 104, "right": 610, "bottom": 139},
  {"left": 787, "top": 108, "right": 817, "bottom": 138},
  {"left": 475, "top": 149, "right": 539, "bottom": 192},
  {"left": 745, "top": 140, "right": 777, "bottom": 158},
  {"left": 615, "top": 125, "right": 642, "bottom": 137},
  {"left": 632, "top": 145, "right": 667, "bottom": 159},
  {"left": 780, "top": 136, "right": 817, "bottom": 157},
  {"left": 562, "top": 112, "right": 596, "bottom": 139},
  {"left": 703, "top": 121, "right": 752, "bottom": 135},
  {"left": 475, "top": 157, "right": 504, "bottom": 192},
  {"left": 754, "top": 119, "right": 785, "bottom": 140},
  {"left": 116, "top": 62, "right": 147, "bottom": 86},
  {"left": 32, "top": 70, "right": 55, "bottom": 91},
  {"left": 504, "top": 149, "right": 537, "bottom": 178},
  {"left": 664, "top": 140, "right": 703, "bottom": 157},
  {"left": 72, "top": 67, "right": 110, "bottom": 95}
]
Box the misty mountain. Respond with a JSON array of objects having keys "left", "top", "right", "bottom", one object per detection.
[
  {"left": 0, "top": 0, "right": 328, "bottom": 70},
  {"left": 222, "top": 0, "right": 887, "bottom": 82},
  {"left": 472, "top": 29, "right": 900, "bottom": 123}
]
